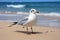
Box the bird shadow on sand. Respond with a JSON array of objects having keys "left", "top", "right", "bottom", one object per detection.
[{"left": 14, "top": 30, "right": 43, "bottom": 35}]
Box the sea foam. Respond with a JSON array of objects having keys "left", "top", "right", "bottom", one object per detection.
[
  {"left": 17, "top": 12, "right": 60, "bottom": 17},
  {"left": 7, "top": 4, "right": 26, "bottom": 8},
  {"left": 38, "top": 12, "right": 60, "bottom": 17}
]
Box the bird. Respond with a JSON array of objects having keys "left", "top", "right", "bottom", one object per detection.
[{"left": 8, "top": 9, "right": 39, "bottom": 33}]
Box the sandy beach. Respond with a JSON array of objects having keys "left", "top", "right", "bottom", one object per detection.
[{"left": 0, "top": 22, "right": 60, "bottom": 40}]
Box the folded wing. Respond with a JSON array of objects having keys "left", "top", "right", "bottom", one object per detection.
[{"left": 18, "top": 17, "right": 28, "bottom": 25}]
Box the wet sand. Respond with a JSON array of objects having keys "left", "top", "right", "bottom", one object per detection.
[{"left": 0, "top": 22, "right": 60, "bottom": 40}]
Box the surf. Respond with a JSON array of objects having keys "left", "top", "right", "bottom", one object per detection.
[{"left": 6, "top": 4, "right": 26, "bottom": 8}]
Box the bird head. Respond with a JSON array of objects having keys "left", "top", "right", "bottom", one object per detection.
[{"left": 30, "top": 9, "right": 39, "bottom": 14}]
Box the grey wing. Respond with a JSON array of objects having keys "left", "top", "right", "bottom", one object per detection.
[{"left": 18, "top": 17, "right": 28, "bottom": 25}]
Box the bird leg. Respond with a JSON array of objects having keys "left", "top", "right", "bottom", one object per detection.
[
  {"left": 23, "top": 26, "right": 25, "bottom": 28},
  {"left": 31, "top": 26, "right": 33, "bottom": 33},
  {"left": 27, "top": 26, "right": 28, "bottom": 32},
  {"left": 8, "top": 22, "right": 17, "bottom": 27}
]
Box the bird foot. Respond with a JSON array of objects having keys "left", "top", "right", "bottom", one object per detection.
[{"left": 23, "top": 27, "right": 24, "bottom": 28}]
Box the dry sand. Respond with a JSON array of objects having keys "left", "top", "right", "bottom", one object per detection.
[{"left": 0, "top": 22, "right": 60, "bottom": 40}]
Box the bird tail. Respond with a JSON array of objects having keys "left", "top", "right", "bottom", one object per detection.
[{"left": 8, "top": 22, "right": 18, "bottom": 27}]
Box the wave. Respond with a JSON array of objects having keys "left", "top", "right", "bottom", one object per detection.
[
  {"left": 6, "top": 4, "right": 26, "bottom": 8},
  {"left": 0, "top": 14, "right": 18, "bottom": 16},
  {"left": 17, "top": 12, "right": 60, "bottom": 17},
  {"left": 38, "top": 12, "right": 60, "bottom": 17},
  {"left": 0, "top": 11, "right": 60, "bottom": 17}
]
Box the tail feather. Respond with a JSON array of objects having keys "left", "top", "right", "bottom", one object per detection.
[{"left": 8, "top": 22, "right": 18, "bottom": 27}]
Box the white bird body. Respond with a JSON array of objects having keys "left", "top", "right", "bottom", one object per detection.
[{"left": 23, "top": 13, "right": 37, "bottom": 27}]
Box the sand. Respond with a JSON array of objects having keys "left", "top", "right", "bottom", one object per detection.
[{"left": 0, "top": 22, "right": 60, "bottom": 40}]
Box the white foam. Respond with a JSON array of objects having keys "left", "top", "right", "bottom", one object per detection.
[
  {"left": 17, "top": 12, "right": 60, "bottom": 17},
  {"left": 0, "top": 11, "right": 60, "bottom": 17},
  {"left": 37, "top": 12, "right": 60, "bottom": 17},
  {"left": 7, "top": 4, "right": 25, "bottom": 8},
  {"left": 0, "top": 14, "right": 18, "bottom": 16},
  {"left": 17, "top": 12, "right": 28, "bottom": 15}
]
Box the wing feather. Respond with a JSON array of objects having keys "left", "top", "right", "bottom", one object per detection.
[{"left": 18, "top": 17, "right": 28, "bottom": 25}]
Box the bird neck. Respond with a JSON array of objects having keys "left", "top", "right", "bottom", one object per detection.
[
  {"left": 29, "top": 13, "right": 36, "bottom": 17},
  {"left": 29, "top": 13, "right": 35, "bottom": 15}
]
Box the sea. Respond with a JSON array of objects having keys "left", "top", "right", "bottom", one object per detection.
[{"left": 0, "top": 2, "right": 60, "bottom": 27}]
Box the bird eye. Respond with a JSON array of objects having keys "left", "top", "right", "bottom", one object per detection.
[
  {"left": 32, "top": 10, "right": 34, "bottom": 11},
  {"left": 31, "top": 10, "right": 34, "bottom": 12}
]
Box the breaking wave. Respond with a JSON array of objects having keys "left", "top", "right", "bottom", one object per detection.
[
  {"left": 6, "top": 4, "right": 26, "bottom": 8},
  {"left": 17, "top": 12, "right": 60, "bottom": 17},
  {"left": 38, "top": 12, "right": 60, "bottom": 17}
]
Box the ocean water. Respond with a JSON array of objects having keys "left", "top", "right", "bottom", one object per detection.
[
  {"left": 0, "top": 2, "right": 60, "bottom": 27},
  {"left": 0, "top": 2, "right": 60, "bottom": 13}
]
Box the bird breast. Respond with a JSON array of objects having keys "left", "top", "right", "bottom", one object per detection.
[
  {"left": 29, "top": 13, "right": 37, "bottom": 21},
  {"left": 26, "top": 14, "right": 37, "bottom": 26}
]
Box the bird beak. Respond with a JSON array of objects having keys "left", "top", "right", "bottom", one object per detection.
[{"left": 36, "top": 11, "right": 39, "bottom": 13}]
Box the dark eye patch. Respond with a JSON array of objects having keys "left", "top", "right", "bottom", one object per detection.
[{"left": 31, "top": 10, "right": 34, "bottom": 12}]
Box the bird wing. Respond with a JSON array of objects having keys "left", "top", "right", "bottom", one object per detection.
[{"left": 18, "top": 17, "right": 29, "bottom": 25}]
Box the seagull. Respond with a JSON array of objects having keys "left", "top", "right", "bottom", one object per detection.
[{"left": 8, "top": 9, "right": 39, "bottom": 33}]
